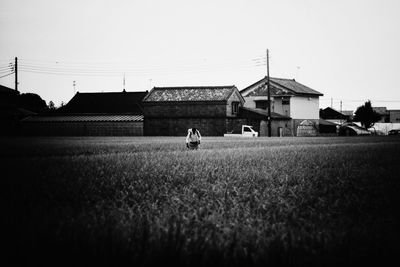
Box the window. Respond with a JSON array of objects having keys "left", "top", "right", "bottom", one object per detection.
[
  {"left": 232, "top": 101, "right": 239, "bottom": 115},
  {"left": 243, "top": 127, "right": 251, "bottom": 132},
  {"left": 282, "top": 97, "right": 290, "bottom": 105},
  {"left": 255, "top": 100, "right": 269, "bottom": 110}
]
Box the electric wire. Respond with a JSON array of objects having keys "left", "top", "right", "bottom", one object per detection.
[{"left": 0, "top": 72, "right": 15, "bottom": 79}]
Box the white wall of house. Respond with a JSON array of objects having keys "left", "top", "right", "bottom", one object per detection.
[
  {"left": 243, "top": 95, "right": 320, "bottom": 120},
  {"left": 243, "top": 96, "right": 268, "bottom": 109},
  {"left": 290, "top": 96, "right": 320, "bottom": 119}
]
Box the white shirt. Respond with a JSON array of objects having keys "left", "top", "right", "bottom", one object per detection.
[{"left": 186, "top": 129, "right": 201, "bottom": 143}]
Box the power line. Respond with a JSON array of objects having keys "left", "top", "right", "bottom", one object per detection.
[
  {"left": 17, "top": 59, "right": 265, "bottom": 77},
  {"left": 0, "top": 72, "right": 15, "bottom": 79}
]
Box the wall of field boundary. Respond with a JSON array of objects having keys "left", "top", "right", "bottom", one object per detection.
[{"left": 20, "top": 121, "right": 143, "bottom": 136}]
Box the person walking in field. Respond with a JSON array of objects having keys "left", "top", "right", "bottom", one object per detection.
[{"left": 186, "top": 127, "right": 201, "bottom": 150}]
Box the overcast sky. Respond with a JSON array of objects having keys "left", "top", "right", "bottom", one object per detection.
[{"left": 1, "top": 0, "right": 399, "bottom": 111}]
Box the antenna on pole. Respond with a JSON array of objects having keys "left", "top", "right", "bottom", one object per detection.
[
  {"left": 267, "top": 49, "right": 272, "bottom": 137},
  {"left": 123, "top": 73, "right": 126, "bottom": 91},
  {"left": 73, "top": 81, "right": 76, "bottom": 94}
]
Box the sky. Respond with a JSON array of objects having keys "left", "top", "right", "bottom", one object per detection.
[{"left": 1, "top": 0, "right": 400, "bottom": 111}]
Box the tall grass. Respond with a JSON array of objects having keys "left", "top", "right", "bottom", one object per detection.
[{"left": 2, "top": 136, "right": 400, "bottom": 266}]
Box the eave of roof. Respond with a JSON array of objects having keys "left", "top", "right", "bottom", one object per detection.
[
  {"left": 240, "top": 77, "right": 323, "bottom": 96},
  {"left": 21, "top": 114, "right": 144, "bottom": 122}
]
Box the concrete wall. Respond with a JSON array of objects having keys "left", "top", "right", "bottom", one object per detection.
[
  {"left": 243, "top": 96, "right": 269, "bottom": 109},
  {"left": 259, "top": 120, "right": 292, "bottom": 137},
  {"left": 21, "top": 121, "right": 143, "bottom": 136},
  {"left": 243, "top": 96, "right": 292, "bottom": 117},
  {"left": 290, "top": 96, "right": 320, "bottom": 119}
]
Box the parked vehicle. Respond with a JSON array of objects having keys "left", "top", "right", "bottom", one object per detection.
[
  {"left": 224, "top": 125, "right": 259, "bottom": 137},
  {"left": 388, "top": 129, "right": 400, "bottom": 135}
]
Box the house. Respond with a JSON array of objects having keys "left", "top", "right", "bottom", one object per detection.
[
  {"left": 142, "top": 86, "right": 245, "bottom": 136},
  {"left": 341, "top": 110, "right": 354, "bottom": 121},
  {"left": 320, "top": 107, "right": 351, "bottom": 125},
  {"left": 21, "top": 90, "right": 147, "bottom": 136},
  {"left": 0, "top": 84, "right": 36, "bottom": 135},
  {"left": 389, "top": 110, "right": 400, "bottom": 123},
  {"left": 372, "top": 107, "right": 389, "bottom": 122},
  {"left": 240, "top": 77, "right": 323, "bottom": 136}
]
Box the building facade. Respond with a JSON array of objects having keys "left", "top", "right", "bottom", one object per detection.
[
  {"left": 142, "top": 86, "right": 245, "bottom": 136},
  {"left": 240, "top": 77, "right": 323, "bottom": 136},
  {"left": 21, "top": 90, "right": 147, "bottom": 136}
]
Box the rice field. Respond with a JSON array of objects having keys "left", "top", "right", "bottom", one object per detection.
[{"left": 2, "top": 136, "right": 400, "bottom": 266}]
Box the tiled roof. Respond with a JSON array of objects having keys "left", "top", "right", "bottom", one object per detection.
[
  {"left": 240, "top": 77, "right": 323, "bottom": 96},
  {"left": 57, "top": 91, "right": 148, "bottom": 114},
  {"left": 143, "top": 86, "right": 237, "bottom": 102},
  {"left": 22, "top": 114, "right": 143, "bottom": 122}
]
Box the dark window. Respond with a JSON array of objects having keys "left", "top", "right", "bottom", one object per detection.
[
  {"left": 282, "top": 97, "right": 290, "bottom": 105},
  {"left": 232, "top": 102, "right": 239, "bottom": 115},
  {"left": 255, "top": 100, "right": 269, "bottom": 110},
  {"left": 243, "top": 127, "right": 251, "bottom": 132}
]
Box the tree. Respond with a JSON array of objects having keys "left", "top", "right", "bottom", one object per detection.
[
  {"left": 17, "top": 93, "right": 48, "bottom": 113},
  {"left": 353, "top": 100, "right": 381, "bottom": 129},
  {"left": 48, "top": 101, "right": 56, "bottom": 110}
]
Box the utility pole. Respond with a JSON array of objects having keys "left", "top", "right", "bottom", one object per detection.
[
  {"left": 15, "top": 57, "right": 18, "bottom": 92},
  {"left": 340, "top": 100, "right": 342, "bottom": 113},
  {"left": 73, "top": 81, "right": 76, "bottom": 94},
  {"left": 267, "top": 49, "right": 271, "bottom": 137},
  {"left": 331, "top": 97, "right": 333, "bottom": 108}
]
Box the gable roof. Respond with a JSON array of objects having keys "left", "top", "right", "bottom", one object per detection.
[
  {"left": 58, "top": 90, "right": 148, "bottom": 114},
  {"left": 240, "top": 77, "right": 323, "bottom": 97},
  {"left": 320, "top": 107, "right": 348, "bottom": 120},
  {"left": 143, "top": 86, "right": 242, "bottom": 103}
]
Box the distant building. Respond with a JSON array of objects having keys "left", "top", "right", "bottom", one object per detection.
[
  {"left": 240, "top": 77, "right": 323, "bottom": 136},
  {"left": 21, "top": 90, "right": 147, "bottom": 136},
  {"left": 372, "top": 107, "right": 390, "bottom": 122},
  {"left": 1, "top": 84, "right": 36, "bottom": 135},
  {"left": 320, "top": 107, "right": 351, "bottom": 125},
  {"left": 142, "top": 86, "right": 245, "bottom": 136},
  {"left": 389, "top": 110, "right": 400, "bottom": 123},
  {"left": 341, "top": 110, "right": 354, "bottom": 121}
]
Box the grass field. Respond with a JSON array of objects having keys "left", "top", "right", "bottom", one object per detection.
[{"left": 2, "top": 136, "right": 400, "bottom": 266}]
